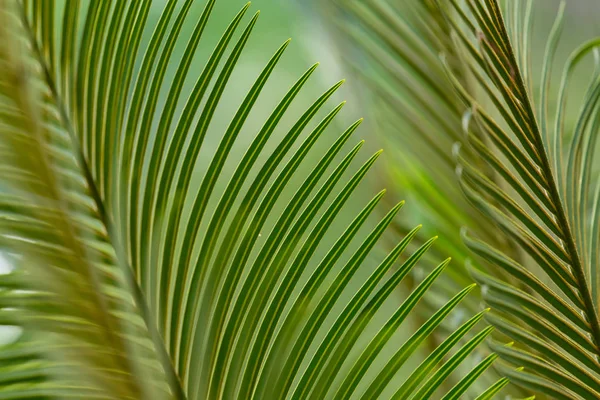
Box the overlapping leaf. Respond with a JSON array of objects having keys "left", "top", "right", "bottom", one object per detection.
[
  {"left": 306, "top": 0, "right": 518, "bottom": 395},
  {"left": 1, "top": 0, "right": 495, "bottom": 399},
  {"left": 308, "top": 0, "right": 518, "bottom": 279},
  {"left": 438, "top": 0, "right": 600, "bottom": 398},
  {"left": 0, "top": 2, "right": 167, "bottom": 397}
]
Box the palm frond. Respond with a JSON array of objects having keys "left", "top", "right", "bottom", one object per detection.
[
  {"left": 309, "top": 0, "right": 600, "bottom": 397},
  {"left": 0, "top": 2, "right": 166, "bottom": 397},
  {"left": 1, "top": 0, "right": 495, "bottom": 398},
  {"left": 437, "top": 0, "right": 600, "bottom": 397}
]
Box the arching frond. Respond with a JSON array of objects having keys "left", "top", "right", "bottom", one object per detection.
[
  {"left": 305, "top": 0, "right": 516, "bottom": 395},
  {"left": 1, "top": 0, "right": 495, "bottom": 398},
  {"left": 439, "top": 0, "right": 600, "bottom": 398}
]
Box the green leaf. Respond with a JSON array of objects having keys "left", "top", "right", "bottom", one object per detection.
[
  {"left": 362, "top": 282, "right": 476, "bottom": 399},
  {"left": 436, "top": 0, "right": 600, "bottom": 397},
  {"left": 0, "top": 0, "right": 494, "bottom": 399},
  {"left": 407, "top": 325, "right": 495, "bottom": 399}
]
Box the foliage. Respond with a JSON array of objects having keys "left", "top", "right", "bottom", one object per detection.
[
  {"left": 307, "top": 0, "right": 518, "bottom": 394},
  {"left": 447, "top": 1, "right": 600, "bottom": 398},
  {"left": 0, "top": 0, "right": 498, "bottom": 399},
  {"left": 316, "top": 0, "right": 600, "bottom": 398}
]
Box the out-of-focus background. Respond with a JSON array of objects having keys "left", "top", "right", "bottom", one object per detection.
[{"left": 168, "top": 0, "right": 600, "bottom": 244}]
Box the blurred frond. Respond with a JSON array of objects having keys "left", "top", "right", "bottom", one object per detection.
[
  {"left": 310, "top": 0, "right": 519, "bottom": 274},
  {"left": 0, "top": 1, "right": 166, "bottom": 397},
  {"left": 307, "top": 0, "right": 519, "bottom": 395}
]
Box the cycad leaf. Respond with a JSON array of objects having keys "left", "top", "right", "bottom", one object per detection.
[
  {"left": 1, "top": 0, "right": 492, "bottom": 399},
  {"left": 438, "top": 0, "right": 600, "bottom": 397},
  {"left": 311, "top": 0, "right": 513, "bottom": 276},
  {"left": 0, "top": 2, "right": 166, "bottom": 398}
]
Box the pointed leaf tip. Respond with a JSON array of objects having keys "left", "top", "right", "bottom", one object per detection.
[
  {"left": 375, "top": 189, "right": 387, "bottom": 199},
  {"left": 391, "top": 201, "right": 404, "bottom": 212},
  {"left": 350, "top": 118, "right": 364, "bottom": 128}
]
